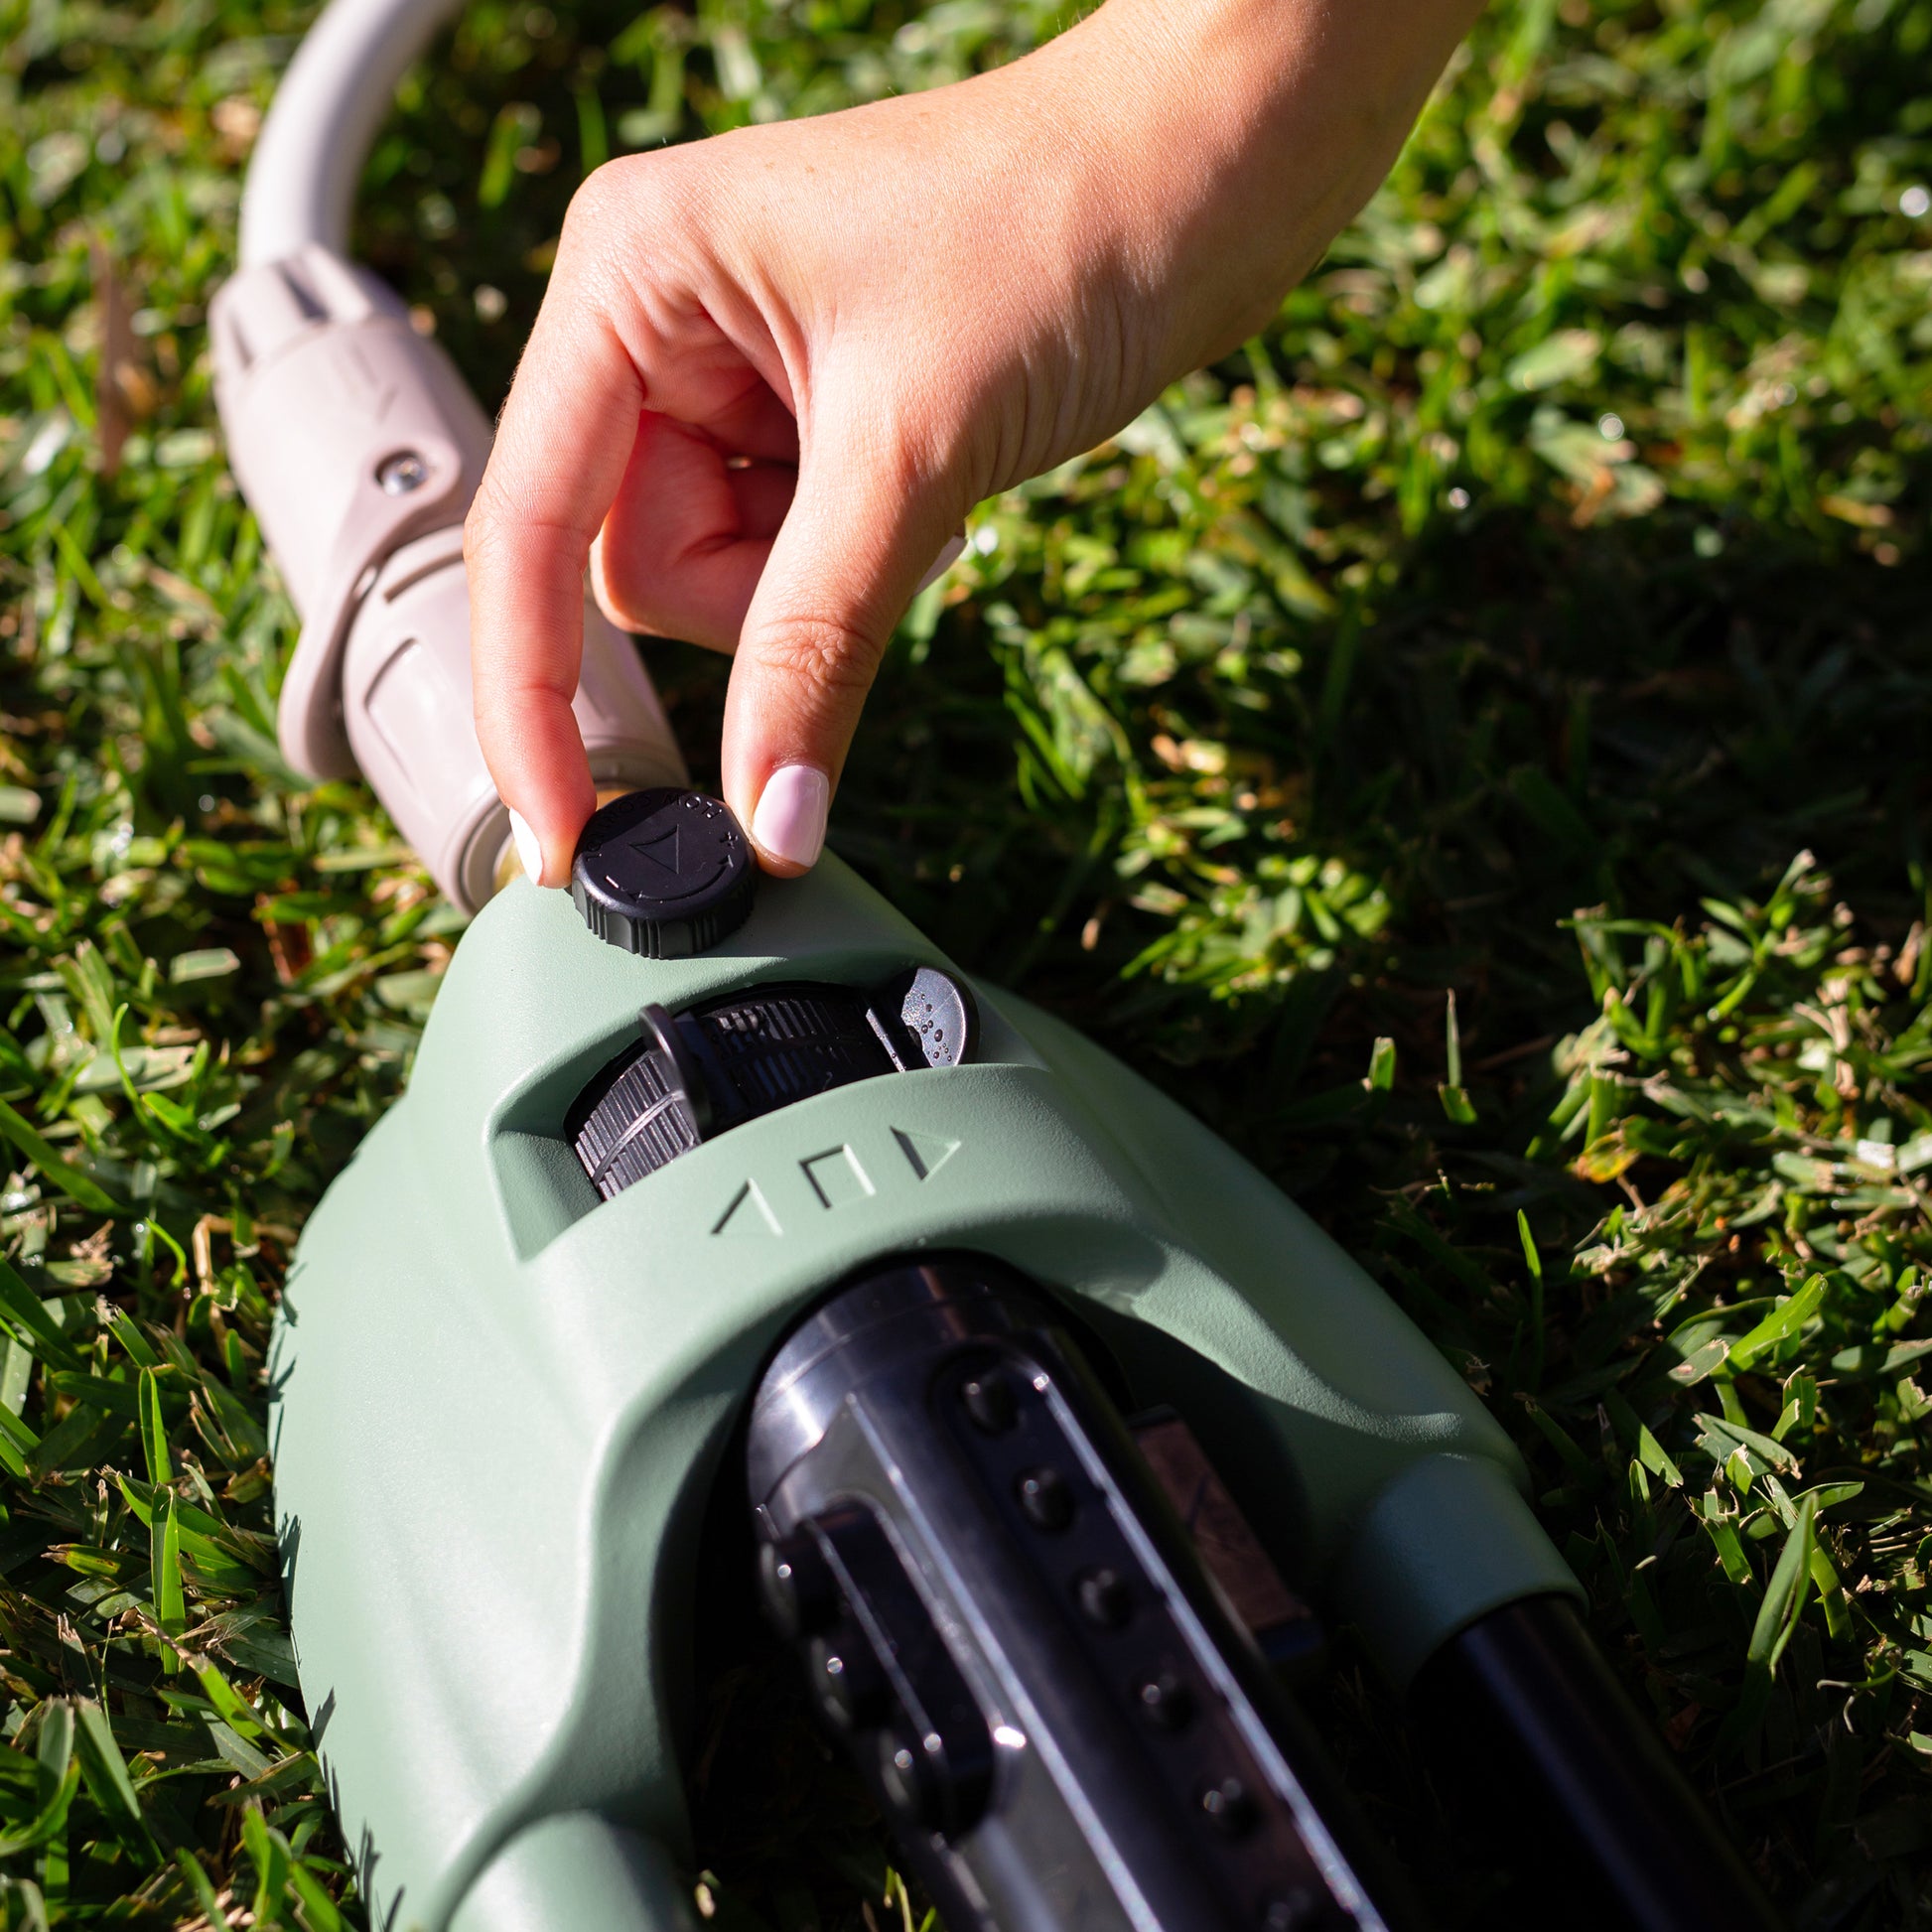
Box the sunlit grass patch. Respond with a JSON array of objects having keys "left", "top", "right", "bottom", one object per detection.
[{"left": 1, "top": 0, "right": 1928, "bottom": 1921}]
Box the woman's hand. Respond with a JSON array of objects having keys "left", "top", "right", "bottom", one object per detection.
[{"left": 466, "top": 0, "right": 1479, "bottom": 882}]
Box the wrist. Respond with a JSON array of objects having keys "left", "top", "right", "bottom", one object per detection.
[{"left": 1033, "top": 0, "right": 1482, "bottom": 366}]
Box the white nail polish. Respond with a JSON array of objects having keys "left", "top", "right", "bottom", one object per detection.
[
  {"left": 506, "top": 808, "right": 544, "bottom": 885},
  {"left": 751, "top": 764, "right": 831, "bottom": 871}
]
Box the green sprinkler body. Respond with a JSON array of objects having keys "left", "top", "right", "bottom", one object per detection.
[{"left": 268, "top": 792, "right": 1780, "bottom": 1932}]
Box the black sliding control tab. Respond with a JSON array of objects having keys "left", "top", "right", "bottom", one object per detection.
[
  {"left": 759, "top": 1504, "right": 995, "bottom": 1839},
  {"left": 565, "top": 967, "right": 980, "bottom": 1200},
  {"left": 570, "top": 786, "right": 756, "bottom": 957}
]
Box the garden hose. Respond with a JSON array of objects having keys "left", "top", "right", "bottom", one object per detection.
[{"left": 212, "top": 0, "right": 682, "bottom": 913}]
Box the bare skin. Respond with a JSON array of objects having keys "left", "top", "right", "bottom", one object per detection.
[{"left": 466, "top": 0, "right": 1483, "bottom": 883}]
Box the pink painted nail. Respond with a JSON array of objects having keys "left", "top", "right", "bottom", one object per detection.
[
  {"left": 750, "top": 764, "right": 830, "bottom": 870},
  {"left": 506, "top": 808, "right": 545, "bottom": 886},
  {"left": 915, "top": 531, "right": 967, "bottom": 593}
]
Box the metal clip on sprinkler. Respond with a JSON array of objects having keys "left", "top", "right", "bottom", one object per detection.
[{"left": 214, "top": 8, "right": 1791, "bottom": 1930}]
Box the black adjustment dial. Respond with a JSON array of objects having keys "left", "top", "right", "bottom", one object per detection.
[
  {"left": 565, "top": 966, "right": 980, "bottom": 1201},
  {"left": 571, "top": 787, "right": 756, "bottom": 958}
]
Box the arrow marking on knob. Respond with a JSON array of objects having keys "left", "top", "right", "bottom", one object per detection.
[{"left": 624, "top": 824, "right": 681, "bottom": 887}]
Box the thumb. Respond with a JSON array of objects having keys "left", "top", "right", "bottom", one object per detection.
[{"left": 722, "top": 423, "right": 958, "bottom": 875}]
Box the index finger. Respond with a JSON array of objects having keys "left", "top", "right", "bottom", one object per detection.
[{"left": 466, "top": 260, "right": 643, "bottom": 887}]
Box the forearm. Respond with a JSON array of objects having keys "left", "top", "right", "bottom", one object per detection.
[{"left": 1030, "top": 0, "right": 1483, "bottom": 369}]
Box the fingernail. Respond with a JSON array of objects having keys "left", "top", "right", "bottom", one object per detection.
[
  {"left": 915, "top": 531, "right": 967, "bottom": 594},
  {"left": 751, "top": 764, "right": 830, "bottom": 871},
  {"left": 507, "top": 808, "right": 545, "bottom": 886}
]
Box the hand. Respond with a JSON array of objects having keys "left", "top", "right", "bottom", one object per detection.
[{"left": 466, "top": 0, "right": 1479, "bottom": 882}]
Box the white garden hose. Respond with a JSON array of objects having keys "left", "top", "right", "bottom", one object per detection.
[
  {"left": 240, "top": 0, "right": 466, "bottom": 265},
  {"left": 213, "top": 0, "right": 684, "bottom": 912}
]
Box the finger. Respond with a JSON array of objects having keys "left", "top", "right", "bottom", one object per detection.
[
  {"left": 589, "top": 412, "right": 797, "bottom": 649},
  {"left": 466, "top": 234, "right": 644, "bottom": 886},
  {"left": 721, "top": 412, "right": 956, "bottom": 875},
  {"left": 728, "top": 462, "right": 799, "bottom": 541}
]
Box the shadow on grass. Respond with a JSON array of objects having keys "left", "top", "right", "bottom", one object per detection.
[{"left": 666, "top": 496, "right": 1932, "bottom": 1930}]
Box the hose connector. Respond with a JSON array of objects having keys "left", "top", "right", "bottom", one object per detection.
[{"left": 210, "top": 245, "right": 683, "bottom": 912}]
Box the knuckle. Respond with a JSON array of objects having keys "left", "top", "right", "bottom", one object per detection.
[
  {"left": 556, "top": 153, "right": 709, "bottom": 323},
  {"left": 464, "top": 476, "right": 585, "bottom": 567},
  {"left": 561, "top": 156, "right": 639, "bottom": 239},
  {"left": 557, "top": 163, "right": 651, "bottom": 294},
  {"left": 755, "top": 617, "right": 885, "bottom": 698},
  {"left": 561, "top": 152, "right": 693, "bottom": 262}
]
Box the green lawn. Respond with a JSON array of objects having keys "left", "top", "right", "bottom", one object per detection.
[{"left": 1, "top": 0, "right": 1929, "bottom": 1923}]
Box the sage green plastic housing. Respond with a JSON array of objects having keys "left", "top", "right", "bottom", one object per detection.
[{"left": 270, "top": 859, "right": 1578, "bottom": 1932}]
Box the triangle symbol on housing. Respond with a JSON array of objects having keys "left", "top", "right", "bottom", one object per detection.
[
  {"left": 894, "top": 1128, "right": 960, "bottom": 1182},
  {"left": 713, "top": 1179, "right": 781, "bottom": 1237}
]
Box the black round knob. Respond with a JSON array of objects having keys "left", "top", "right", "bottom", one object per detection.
[{"left": 571, "top": 787, "right": 756, "bottom": 958}]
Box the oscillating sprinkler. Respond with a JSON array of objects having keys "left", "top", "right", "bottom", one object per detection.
[{"left": 209, "top": 3, "right": 1789, "bottom": 1927}]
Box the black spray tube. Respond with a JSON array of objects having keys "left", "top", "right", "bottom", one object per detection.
[
  {"left": 1411, "top": 1594, "right": 1784, "bottom": 1932},
  {"left": 745, "top": 1254, "right": 1418, "bottom": 1932},
  {"left": 744, "top": 1253, "right": 1788, "bottom": 1932}
]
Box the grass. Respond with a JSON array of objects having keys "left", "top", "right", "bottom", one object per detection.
[{"left": 0, "top": 0, "right": 1929, "bottom": 1923}]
